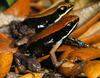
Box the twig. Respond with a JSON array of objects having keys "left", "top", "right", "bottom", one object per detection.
[
  {"left": 78, "top": 21, "right": 100, "bottom": 39},
  {"left": 80, "top": 33, "right": 100, "bottom": 45},
  {"left": 37, "top": 55, "right": 50, "bottom": 62},
  {"left": 70, "top": 12, "right": 100, "bottom": 38}
]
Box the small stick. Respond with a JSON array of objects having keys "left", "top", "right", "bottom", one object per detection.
[
  {"left": 37, "top": 55, "right": 50, "bottom": 62},
  {"left": 80, "top": 33, "right": 100, "bottom": 45},
  {"left": 78, "top": 21, "right": 100, "bottom": 39},
  {"left": 70, "top": 12, "right": 100, "bottom": 38}
]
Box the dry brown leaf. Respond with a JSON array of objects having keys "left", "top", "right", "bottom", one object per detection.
[
  {"left": 4, "top": 0, "right": 32, "bottom": 17},
  {"left": 83, "top": 60, "right": 100, "bottom": 78},
  {"left": 78, "top": 21, "right": 100, "bottom": 39},
  {"left": 19, "top": 73, "right": 44, "bottom": 78},
  {"left": 0, "top": 52, "right": 13, "bottom": 78}
]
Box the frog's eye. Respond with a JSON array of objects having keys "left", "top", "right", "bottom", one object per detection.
[
  {"left": 57, "top": 6, "right": 66, "bottom": 13},
  {"left": 60, "top": 6, "right": 65, "bottom": 11},
  {"left": 55, "top": 6, "right": 67, "bottom": 16},
  {"left": 59, "top": 6, "right": 67, "bottom": 11}
]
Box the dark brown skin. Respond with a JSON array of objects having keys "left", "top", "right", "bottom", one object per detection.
[{"left": 30, "top": 14, "right": 79, "bottom": 44}]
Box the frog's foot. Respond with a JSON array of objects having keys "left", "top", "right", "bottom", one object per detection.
[{"left": 63, "top": 37, "right": 90, "bottom": 48}]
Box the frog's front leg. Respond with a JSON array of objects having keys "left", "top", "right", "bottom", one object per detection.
[
  {"left": 63, "top": 37, "right": 90, "bottom": 48},
  {"left": 50, "top": 39, "right": 64, "bottom": 67},
  {"left": 50, "top": 37, "right": 90, "bottom": 67}
]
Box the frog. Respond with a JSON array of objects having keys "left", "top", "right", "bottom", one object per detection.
[
  {"left": 9, "top": 3, "right": 73, "bottom": 46},
  {"left": 10, "top": 3, "right": 90, "bottom": 73},
  {"left": 27, "top": 14, "right": 89, "bottom": 59},
  {"left": 15, "top": 14, "right": 90, "bottom": 74}
]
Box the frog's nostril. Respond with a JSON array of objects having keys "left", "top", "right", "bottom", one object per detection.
[
  {"left": 70, "top": 4, "right": 74, "bottom": 7},
  {"left": 75, "top": 18, "right": 79, "bottom": 23},
  {"left": 68, "top": 3, "right": 74, "bottom": 8}
]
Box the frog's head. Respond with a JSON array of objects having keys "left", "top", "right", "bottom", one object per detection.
[
  {"left": 56, "top": 3, "right": 73, "bottom": 15},
  {"left": 54, "top": 3, "right": 73, "bottom": 22}
]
